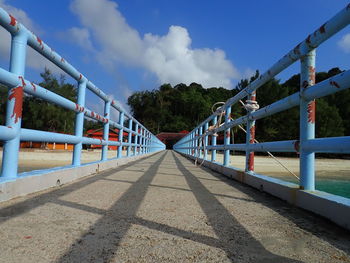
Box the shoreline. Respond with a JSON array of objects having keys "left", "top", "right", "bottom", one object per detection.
[{"left": 0, "top": 149, "right": 348, "bottom": 179}]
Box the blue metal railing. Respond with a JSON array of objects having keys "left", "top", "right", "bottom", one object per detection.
[
  {"left": 174, "top": 4, "right": 350, "bottom": 192},
  {"left": 0, "top": 7, "right": 165, "bottom": 179}
]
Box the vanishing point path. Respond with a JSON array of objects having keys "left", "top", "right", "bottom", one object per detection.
[{"left": 0, "top": 151, "right": 349, "bottom": 263}]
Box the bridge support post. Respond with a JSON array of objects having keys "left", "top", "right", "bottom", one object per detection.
[
  {"left": 199, "top": 126, "right": 203, "bottom": 158},
  {"left": 134, "top": 123, "right": 139, "bottom": 155},
  {"left": 117, "top": 111, "right": 124, "bottom": 158},
  {"left": 194, "top": 129, "right": 198, "bottom": 157},
  {"left": 72, "top": 79, "right": 86, "bottom": 166},
  {"left": 127, "top": 119, "right": 132, "bottom": 156},
  {"left": 101, "top": 100, "right": 111, "bottom": 161},
  {"left": 1, "top": 31, "right": 27, "bottom": 178},
  {"left": 224, "top": 106, "right": 231, "bottom": 166},
  {"left": 204, "top": 122, "right": 209, "bottom": 160},
  {"left": 300, "top": 50, "right": 316, "bottom": 191},
  {"left": 211, "top": 116, "right": 217, "bottom": 162},
  {"left": 140, "top": 128, "right": 144, "bottom": 154},
  {"left": 146, "top": 131, "right": 150, "bottom": 153},
  {"left": 245, "top": 91, "right": 257, "bottom": 172}
]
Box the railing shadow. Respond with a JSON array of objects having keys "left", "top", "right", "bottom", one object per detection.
[
  {"left": 0, "top": 153, "right": 159, "bottom": 223},
  {"left": 55, "top": 151, "right": 168, "bottom": 262},
  {"left": 171, "top": 151, "right": 302, "bottom": 262},
  {"left": 1, "top": 150, "right": 348, "bottom": 262},
  {"left": 178, "top": 153, "right": 350, "bottom": 257}
]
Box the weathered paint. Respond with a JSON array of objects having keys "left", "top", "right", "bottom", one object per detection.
[
  {"left": 9, "top": 14, "right": 16, "bottom": 26},
  {"left": 300, "top": 49, "right": 316, "bottom": 191},
  {"left": 1, "top": 29, "right": 27, "bottom": 179},
  {"left": 8, "top": 85, "right": 23, "bottom": 124},
  {"left": 307, "top": 101, "right": 316, "bottom": 123},
  {"left": 174, "top": 5, "right": 350, "bottom": 196},
  {"left": 0, "top": 6, "right": 165, "bottom": 177},
  {"left": 245, "top": 92, "right": 256, "bottom": 172},
  {"left": 223, "top": 106, "right": 231, "bottom": 166}
]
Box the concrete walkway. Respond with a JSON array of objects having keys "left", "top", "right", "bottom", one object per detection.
[{"left": 0, "top": 150, "right": 349, "bottom": 263}]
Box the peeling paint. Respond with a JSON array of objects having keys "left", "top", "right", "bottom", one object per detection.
[
  {"left": 30, "top": 82, "right": 36, "bottom": 92},
  {"left": 249, "top": 127, "right": 255, "bottom": 144},
  {"left": 248, "top": 152, "right": 254, "bottom": 171},
  {"left": 75, "top": 104, "right": 84, "bottom": 113},
  {"left": 9, "top": 14, "right": 16, "bottom": 26},
  {"left": 8, "top": 85, "right": 23, "bottom": 124},
  {"left": 309, "top": 66, "right": 316, "bottom": 84},
  {"left": 36, "top": 36, "right": 44, "bottom": 50},
  {"left": 307, "top": 101, "right": 316, "bottom": 123}
]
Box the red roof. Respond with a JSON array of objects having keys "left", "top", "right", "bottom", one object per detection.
[{"left": 86, "top": 128, "right": 129, "bottom": 137}]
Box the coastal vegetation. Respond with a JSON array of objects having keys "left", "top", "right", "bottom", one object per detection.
[{"left": 0, "top": 67, "right": 348, "bottom": 145}]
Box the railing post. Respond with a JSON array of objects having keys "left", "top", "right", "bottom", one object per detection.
[
  {"left": 127, "top": 119, "right": 132, "bottom": 157},
  {"left": 245, "top": 92, "right": 257, "bottom": 172},
  {"left": 1, "top": 31, "right": 27, "bottom": 178},
  {"left": 72, "top": 78, "right": 87, "bottom": 166},
  {"left": 148, "top": 133, "right": 151, "bottom": 153},
  {"left": 190, "top": 132, "right": 194, "bottom": 155},
  {"left": 224, "top": 106, "right": 231, "bottom": 166},
  {"left": 101, "top": 100, "right": 111, "bottom": 161},
  {"left": 139, "top": 128, "right": 142, "bottom": 154},
  {"left": 117, "top": 111, "right": 124, "bottom": 158},
  {"left": 211, "top": 116, "right": 217, "bottom": 162},
  {"left": 199, "top": 126, "right": 203, "bottom": 158},
  {"left": 300, "top": 49, "right": 316, "bottom": 190},
  {"left": 144, "top": 130, "right": 147, "bottom": 154},
  {"left": 134, "top": 123, "right": 138, "bottom": 155},
  {"left": 204, "top": 122, "right": 208, "bottom": 160},
  {"left": 195, "top": 129, "right": 199, "bottom": 157}
]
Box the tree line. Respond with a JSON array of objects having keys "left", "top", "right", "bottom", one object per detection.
[
  {"left": 128, "top": 67, "right": 349, "bottom": 144},
  {"left": 0, "top": 67, "right": 348, "bottom": 146}
]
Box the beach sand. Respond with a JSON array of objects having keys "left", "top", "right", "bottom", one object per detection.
[{"left": 3, "top": 149, "right": 348, "bottom": 182}]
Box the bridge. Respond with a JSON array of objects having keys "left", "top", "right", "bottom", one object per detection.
[{"left": 0, "top": 3, "right": 350, "bottom": 263}]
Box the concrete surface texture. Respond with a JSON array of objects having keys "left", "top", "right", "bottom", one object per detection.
[{"left": 0, "top": 150, "right": 349, "bottom": 263}]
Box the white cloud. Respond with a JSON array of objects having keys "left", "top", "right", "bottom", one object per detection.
[
  {"left": 59, "top": 27, "right": 94, "bottom": 51},
  {"left": 69, "top": 0, "right": 240, "bottom": 88},
  {"left": 0, "top": 1, "right": 64, "bottom": 75},
  {"left": 338, "top": 33, "right": 350, "bottom": 53}
]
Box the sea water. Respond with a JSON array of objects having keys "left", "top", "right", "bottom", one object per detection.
[{"left": 316, "top": 179, "right": 350, "bottom": 199}]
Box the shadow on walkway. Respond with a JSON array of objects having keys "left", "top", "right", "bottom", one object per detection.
[
  {"left": 1, "top": 150, "right": 349, "bottom": 262},
  {"left": 176, "top": 152, "right": 350, "bottom": 257},
  {"left": 0, "top": 153, "right": 158, "bottom": 223},
  {"left": 171, "top": 151, "right": 302, "bottom": 262}
]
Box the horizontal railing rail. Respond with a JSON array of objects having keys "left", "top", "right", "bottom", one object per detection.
[
  {"left": 174, "top": 4, "right": 350, "bottom": 192},
  {"left": 0, "top": 6, "right": 165, "bottom": 179}
]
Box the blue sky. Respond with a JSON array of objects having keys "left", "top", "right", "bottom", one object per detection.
[{"left": 0, "top": 0, "right": 350, "bottom": 113}]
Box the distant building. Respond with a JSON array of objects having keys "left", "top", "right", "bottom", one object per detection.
[
  {"left": 156, "top": 130, "right": 189, "bottom": 149},
  {"left": 85, "top": 128, "right": 129, "bottom": 150}
]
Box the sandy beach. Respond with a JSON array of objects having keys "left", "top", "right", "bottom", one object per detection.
[{"left": 0, "top": 150, "right": 347, "bottom": 181}]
